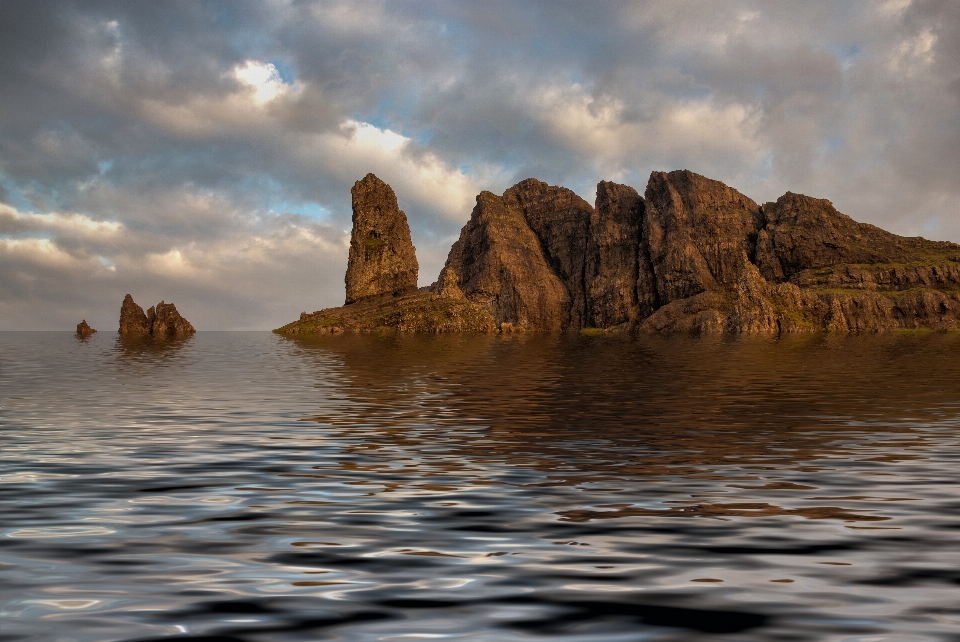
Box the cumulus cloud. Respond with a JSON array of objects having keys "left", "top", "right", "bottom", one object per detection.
[{"left": 1, "top": 0, "right": 959, "bottom": 329}]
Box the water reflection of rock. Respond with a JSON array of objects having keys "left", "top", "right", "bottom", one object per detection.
[
  {"left": 114, "top": 333, "right": 194, "bottom": 367},
  {"left": 283, "top": 333, "right": 960, "bottom": 522}
]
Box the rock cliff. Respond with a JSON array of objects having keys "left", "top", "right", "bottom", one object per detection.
[
  {"left": 276, "top": 171, "right": 960, "bottom": 336},
  {"left": 344, "top": 174, "right": 419, "bottom": 304},
  {"left": 119, "top": 294, "right": 195, "bottom": 338}
]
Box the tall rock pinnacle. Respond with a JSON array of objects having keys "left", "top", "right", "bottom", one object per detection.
[{"left": 344, "top": 173, "right": 419, "bottom": 304}]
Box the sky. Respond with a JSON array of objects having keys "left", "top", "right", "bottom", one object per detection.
[{"left": 2, "top": 0, "right": 959, "bottom": 330}]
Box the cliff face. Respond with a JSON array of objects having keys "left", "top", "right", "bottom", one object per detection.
[
  {"left": 345, "top": 174, "right": 419, "bottom": 304},
  {"left": 277, "top": 171, "right": 960, "bottom": 336},
  {"left": 119, "top": 294, "right": 195, "bottom": 338},
  {"left": 587, "top": 181, "right": 653, "bottom": 327},
  {"left": 443, "top": 190, "right": 569, "bottom": 331},
  {"left": 502, "top": 179, "right": 594, "bottom": 328}
]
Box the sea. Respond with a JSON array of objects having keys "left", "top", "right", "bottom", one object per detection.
[{"left": 2, "top": 330, "right": 959, "bottom": 642}]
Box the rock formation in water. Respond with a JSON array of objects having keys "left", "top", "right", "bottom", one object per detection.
[
  {"left": 276, "top": 171, "right": 960, "bottom": 336},
  {"left": 119, "top": 294, "right": 195, "bottom": 338},
  {"left": 344, "top": 174, "right": 420, "bottom": 304},
  {"left": 76, "top": 320, "right": 97, "bottom": 336}
]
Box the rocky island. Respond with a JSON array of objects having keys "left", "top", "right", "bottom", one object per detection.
[
  {"left": 119, "top": 294, "right": 195, "bottom": 338},
  {"left": 277, "top": 171, "right": 960, "bottom": 335},
  {"left": 76, "top": 320, "right": 97, "bottom": 337}
]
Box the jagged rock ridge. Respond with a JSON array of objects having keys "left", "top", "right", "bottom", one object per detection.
[
  {"left": 119, "top": 294, "right": 195, "bottom": 338},
  {"left": 277, "top": 170, "right": 960, "bottom": 335}
]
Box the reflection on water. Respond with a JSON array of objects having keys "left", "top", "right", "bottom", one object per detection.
[{"left": 2, "top": 331, "right": 959, "bottom": 641}]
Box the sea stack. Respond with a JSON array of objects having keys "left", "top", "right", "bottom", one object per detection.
[
  {"left": 344, "top": 173, "right": 419, "bottom": 304},
  {"left": 119, "top": 294, "right": 152, "bottom": 337},
  {"left": 76, "top": 320, "right": 97, "bottom": 336},
  {"left": 119, "top": 294, "right": 195, "bottom": 338}
]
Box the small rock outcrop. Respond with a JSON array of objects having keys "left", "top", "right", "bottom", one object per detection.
[
  {"left": 76, "top": 320, "right": 97, "bottom": 336},
  {"left": 344, "top": 174, "right": 419, "bottom": 304},
  {"left": 119, "top": 294, "right": 195, "bottom": 338},
  {"left": 277, "top": 171, "right": 960, "bottom": 336}
]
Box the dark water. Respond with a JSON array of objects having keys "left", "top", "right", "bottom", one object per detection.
[{"left": 2, "top": 331, "right": 960, "bottom": 642}]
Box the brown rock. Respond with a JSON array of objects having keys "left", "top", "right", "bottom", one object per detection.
[
  {"left": 151, "top": 301, "right": 195, "bottom": 337},
  {"left": 76, "top": 319, "right": 97, "bottom": 336},
  {"left": 118, "top": 294, "right": 195, "bottom": 338},
  {"left": 277, "top": 287, "right": 495, "bottom": 335},
  {"left": 119, "top": 294, "right": 151, "bottom": 337},
  {"left": 434, "top": 266, "right": 466, "bottom": 299},
  {"left": 443, "top": 190, "right": 569, "bottom": 331},
  {"left": 643, "top": 170, "right": 762, "bottom": 304},
  {"left": 278, "top": 170, "right": 960, "bottom": 336},
  {"left": 585, "top": 181, "right": 652, "bottom": 327},
  {"left": 345, "top": 173, "right": 419, "bottom": 304},
  {"left": 758, "top": 193, "right": 905, "bottom": 281},
  {"left": 503, "top": 179, "right": 594, "bottom": 327}
]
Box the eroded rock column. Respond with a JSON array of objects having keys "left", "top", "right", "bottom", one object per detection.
[{"left": 345, "top": 173, "right": 419, "bottom": 304}]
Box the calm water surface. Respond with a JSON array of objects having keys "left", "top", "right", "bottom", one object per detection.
[{"left": 2, "top": 331, "right": 959, "bottom": 642}]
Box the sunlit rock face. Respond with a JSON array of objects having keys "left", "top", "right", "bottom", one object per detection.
[
  {"left": 643, "top": 170, "right": 764, "bottom": 305},
  {"left": 344, "top": 173, "right": 419, "bottom": 305},
  {"left": 502, "top": 178, "right": 594, "bottom": 328},
  {"left": 443, "top": 190, "right": 569, "bottom": 331},
  {"left": 119, "top": 294, "right": 152, "bottom": 337},
  {"left": 277, "top": 171, "right": 960, "bottom": 336},
  {"left": 119, "top": 294, "right": 195, "bottom": 338},
  {"left": 149, "top": 301, "right": 195, "bottom": 338}
]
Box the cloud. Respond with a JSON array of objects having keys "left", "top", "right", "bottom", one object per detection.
[{"left": 1, "top": 0, "right": 959, "bottom": 329}]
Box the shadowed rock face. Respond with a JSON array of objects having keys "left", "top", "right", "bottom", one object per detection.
[
  {"left": 119, "top": 295, "right": 195, "bottom": 338},
  {"left": 586, "top": 181, "right": 652, "bottom": 327},
  {"left": 345, "top": 174, "right": 419, "bottom": 305},
  {"left": 755, "top": 192, "right": 957, "bottom": 282},
  {"left": 277, "top": 171, "right": 960, "bottom": 336}
]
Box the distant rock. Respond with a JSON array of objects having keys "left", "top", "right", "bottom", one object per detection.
[
  {"left": 76, "top": 320, "right": 97, "bottom": 336},
  {"left": 277, "top": 171, "right": 960, "bottom": 336},
  {"left": 119, "top": 294, "right": 152, "bottom": 337},
  {"left": 150, "top": 301, "right": 195, "bottom": 337},
  {"left": 119, "top": 294, "right": 195, "bottom": 338},
  {"left": 344, "top": 173, "right": 419, "bottom": 304}
]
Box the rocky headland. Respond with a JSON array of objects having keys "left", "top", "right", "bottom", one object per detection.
[
  {"left": 119, "top": 294, "right": 195, "bottom": 338},
  {"left": 277, "top": 171, "right": 960, "bottom": 336}
]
